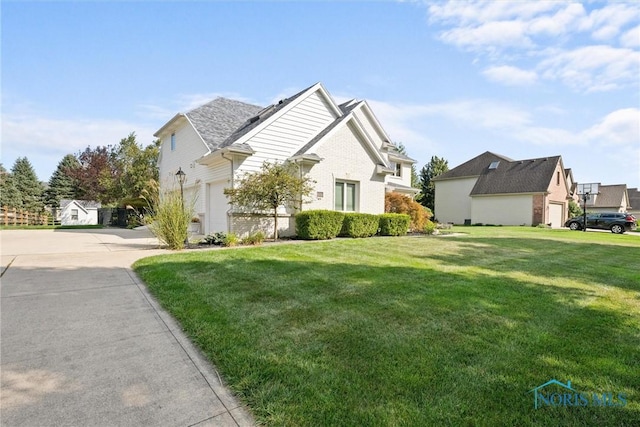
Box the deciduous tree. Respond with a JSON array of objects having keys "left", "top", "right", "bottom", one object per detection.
[{"left": 224, "top": 161, "right": 314, "bottom": 240}]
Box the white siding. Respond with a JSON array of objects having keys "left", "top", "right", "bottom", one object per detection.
[
  {"left": 240, "top": 91, "right": 338, "bottom": 173},
  {"left": 304, "top": 122, "right": 386, "bottom": 214},
  {"left": 207, "top": 180, "right": 229, "bottom": 234},
  {"left": 352, "top": 107, "right": 387, "bottom": 149},
  {"left": 434, "top": 178, "right": 477, "bottom": 224},
  {"left": 471, "top": 195, "right": 533, "bottom": 225}
]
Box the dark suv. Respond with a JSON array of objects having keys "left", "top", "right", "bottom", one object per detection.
[{"left": 565, "top": 212, "right": 637, "bottom": 234}]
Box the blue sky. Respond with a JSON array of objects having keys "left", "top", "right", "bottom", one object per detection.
[{"left": 2, "top": 1, "right": 639, "bottom": 189}]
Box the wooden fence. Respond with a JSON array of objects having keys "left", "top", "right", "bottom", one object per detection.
[{"left": 1, "top": 206, "right": 58, "bottom": 226}]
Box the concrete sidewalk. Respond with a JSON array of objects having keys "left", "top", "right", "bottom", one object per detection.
[{"left": 1, "top": 228, "right": 254, "bottom": 426}]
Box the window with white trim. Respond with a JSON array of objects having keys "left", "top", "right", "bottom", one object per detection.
[
  {"left": 335, "top": 181, "right": 357, "bottom": 212},
  {"left": 170, "top": 133, "right": 176, "bottom": 151},
  {"left": 393, "top": 162, "right": 402, "bottom": 177},
  {"left": 71, "top": 209, "right": 78, "bottom": 220}
]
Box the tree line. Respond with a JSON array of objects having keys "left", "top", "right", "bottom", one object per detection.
[{"left": 0, "top": 133, "right": 160, "bottom": 213}]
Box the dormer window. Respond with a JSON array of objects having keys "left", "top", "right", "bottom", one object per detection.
[{"left": 489, "top": 161, "right": 500, "bottom": 169}]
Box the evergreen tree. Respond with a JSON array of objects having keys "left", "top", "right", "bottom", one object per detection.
[
  {"left": 0, "top": 164, "right": 23, "bottom": 208},
  {"left": 11, "top": 157, "right": 44, "bottom": 212},
  {"left": 418, "top": 156, "right": 449, "bottom": 214},
  {"left": 45, "top": 154, "right": 81, "bottom": 208}
]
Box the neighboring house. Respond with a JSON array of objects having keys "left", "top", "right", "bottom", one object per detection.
[
  {"left": 154, "top": 82, "right": 419, "bottom": 237},
  {"left": 59, "top": 199, "right": 101, "bottom": 225},
  {"left": 582, "top": 184, "right": 630, "bottom": 213},
  {"left": 433, "top": 151, "right": 571, "bottom": 227},
  {"left": 627, "top": 188, "right": 639, "bottom": 216}
]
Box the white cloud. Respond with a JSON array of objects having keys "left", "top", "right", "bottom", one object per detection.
[
  {"left": 620, "top": 25, "right": 640, "bottom": 48},
  {"left": 424, "top": 0, "right": 640, "bottom": 92},
  {"left": 482, "top": 65, "right": 538, "bottom": 86},
  {"left": 1, "top": 111, "right": 157, "bottom": 180},
  {"left": 582, "top": 108, "right": 640, "bottom": 147},
  {"left": 538, "top": 45, "right": 640, "bottom": 92}
]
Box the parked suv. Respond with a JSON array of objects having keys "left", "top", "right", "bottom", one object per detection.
[{"left": 564, "top": 212, "right": 637, "bottom": 234}]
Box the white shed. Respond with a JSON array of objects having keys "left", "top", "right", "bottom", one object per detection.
[{"left": 59, "top": 199, "right": 101, "bottom": 225}]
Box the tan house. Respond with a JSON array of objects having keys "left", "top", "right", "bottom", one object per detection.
[
  {"left": 433, "top": 151, "right": 571, "bottom": 227},
  {"left": 582, "top": 184, "right": 631, "bottom": 213}
]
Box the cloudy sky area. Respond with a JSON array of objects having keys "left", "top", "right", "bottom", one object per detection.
[{"left": 2, "top": 1, "right": 639, "bottom": 188}]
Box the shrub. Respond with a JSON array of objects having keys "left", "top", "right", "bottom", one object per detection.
[
  {"left": 296, "top": 210, "right": 345, "bottom": 240},
  {"left": 424, "top": 219, "right": 437, "bottom": 235},
  {"left": 201, "top": 232, "right": 226, "bottom": 246},
  {"left": 145, "top": 189, "right": 192, "bottom": 250},
  {"left": 222, "top": 233, "right": 239, "bottom": 247},
  {"left": 242, "top": 231, "right": 265, "bottom": 246},
  {"left": 385, "top": 193, "right": 432, "bottom": 232},
  {"left": 378, "top": 213, "right": 410, "bottom": 236},
  {"left": 340, "top": 213, "right": 379, "bottom": 238}
]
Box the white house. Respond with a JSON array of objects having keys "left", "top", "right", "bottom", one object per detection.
[
  {"left": 154, "top": 82, "right": 419, "bottom": 237},
  {"left": 433, "top": 152, "right": 572, "bottom": 227},
  {"left": 59, "top": 199, "right": 101, "bottom": 225}
]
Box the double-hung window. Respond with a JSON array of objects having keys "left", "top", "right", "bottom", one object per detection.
[
  {"left": 335, "top": 181, "right": 357, "bottom": 212},
  {"left": 71, "top": 209, "right": 78, "bottom": 220}
]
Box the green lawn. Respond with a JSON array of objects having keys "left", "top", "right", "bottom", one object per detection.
[{"left": 133, "top": 227, "right": 640, "bottom": 426}]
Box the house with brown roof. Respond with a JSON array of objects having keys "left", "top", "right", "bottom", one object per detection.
[
  {"left": 583, "top": 184, "right": 631, "bottom": 213},
  {"left": 433, "top": 151, "right": 571, "bottom": 227},
  {"left": 154, "top": 82, "right": 419, "bottom": 237}
]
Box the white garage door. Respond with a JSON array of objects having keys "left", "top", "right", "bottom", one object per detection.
[
  {"left": 208, "top": 181, "right": 229, "bottom": 234},
  {"left": 549, "top": 203, "right": 564, "bottom": 228}
]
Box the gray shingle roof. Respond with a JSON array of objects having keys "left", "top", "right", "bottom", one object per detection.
[
  {"left": 433, "top": 151, "right": 513, "bottom": 181},
  {"left": 60, "top": 199, "right": 101, "bottom": 209},
  {"left": 185, "top": 98, "right": 262, "bottom": 150},
  {"left": 217, "top": 83, "right": 317, "bottom": 149},
  {"left": 590, "top": 184, "right": 627, "bottom": 208},
  {"left": 470, "top": 156, "right": 562, "bottom": 195}
]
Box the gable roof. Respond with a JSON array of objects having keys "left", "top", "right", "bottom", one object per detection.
[
  {"left": 60, "top": 199, "right": 101, "bottom": 212},
  {"left": 217, "top": 84, "right": 315, "bottom": 150},
  {"left": 185, "top": 98, "right": 262, "bottom": 150},
  {"left": 470, "top": 156, "right": 562, "bottom": 195},
  {"left": 589, "top": 184, "right": 628, "bottom": 208},
  {"left": 433, "top": 151, "right": 513, "bottom": 181}
]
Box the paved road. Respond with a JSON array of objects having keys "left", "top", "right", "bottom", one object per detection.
[{"left": 1, "top": 228, "right": 254, "bottom": 426}]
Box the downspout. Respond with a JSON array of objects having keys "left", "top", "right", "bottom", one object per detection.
[{"left": 221, "top": 152, "right": 234, "bottom": 234}]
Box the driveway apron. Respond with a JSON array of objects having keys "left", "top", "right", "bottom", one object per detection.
[{"left": 1, "top": 228, "right": 253, "bottom": 426}]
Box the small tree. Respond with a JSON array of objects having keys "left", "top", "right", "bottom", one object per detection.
[
  {"left": 224, "top": 161, "right": 314, "bottom": 240},
  {"left": 568, "top": 200, "right": 582, "bottom": 218}
]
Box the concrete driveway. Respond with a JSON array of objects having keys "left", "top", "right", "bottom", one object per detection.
[{"left": 1, "top": 228, "right": 254, "bottom": 426}]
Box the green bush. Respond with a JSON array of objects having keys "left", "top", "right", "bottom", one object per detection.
[
  {"left": 222, "top": 233, "right": 239, "bottom": 247},
  {"left": 340, "top": 213, "right": 379, "bottom": 238},
  {"left": 201, "top": 232, "right": 227, "bottom": 246},
  {"left": 242, "top": 231, "right": 265, "bottom": 246},
  {"left": 145, "top": 189, "right": 191, "bottom": 250},
  {"left": 424, "top": 219, "right": 437, "bottom": 235},
  {"left": 296, "top": 210, "right": 345, "bottom": 240},
  {"left": 378, "top": 213, "right": 410, "bottom": 236}
]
